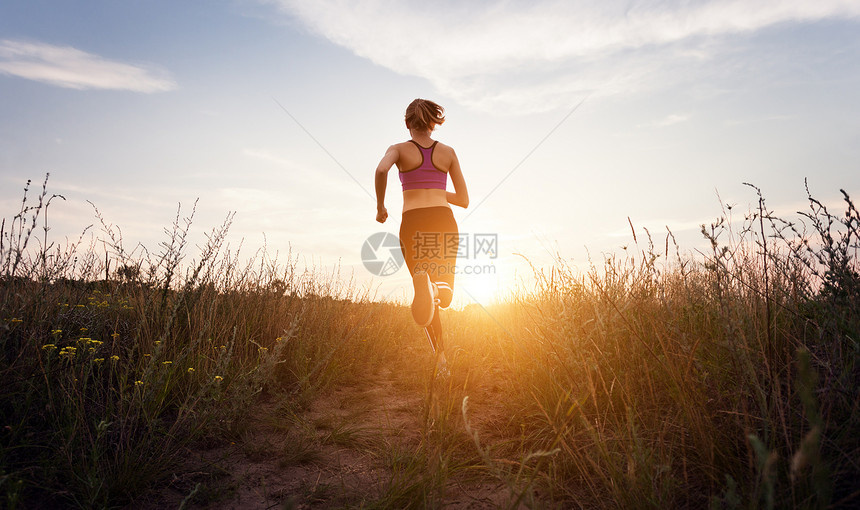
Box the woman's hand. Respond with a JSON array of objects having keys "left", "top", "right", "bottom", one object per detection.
[
  {"left": 376, "top": 206, "right": 388, "bottom": 223},
  {"left": 375, "top": 145, "right": 397, "bottom": 224}
]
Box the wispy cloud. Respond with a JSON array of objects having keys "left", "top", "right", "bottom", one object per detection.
[
  {"left": 267, "top": 0, "right": 860, "bottom": 112},
  {"left": 723, "top": 114, "right": 795, "bottom": 126},
  {"left": 242, "top": 147, "right": 363, "bottom": 190},
  {"left": 639, "top": 113, "right": 691, "bottom": 128},
  {"left": 0, "top": 39, "right": 176, "bottom": 92},
  {"left": 242, "top": 148, "right": 304, "bottom": 170}
]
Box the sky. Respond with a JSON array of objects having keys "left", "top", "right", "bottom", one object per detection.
[{"left": 1, "top": 0, "right": 859, "bottom": 308}]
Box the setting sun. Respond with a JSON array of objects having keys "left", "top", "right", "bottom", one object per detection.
[{"left": 456, "top": 271, "right": 503, "bottom": 308}]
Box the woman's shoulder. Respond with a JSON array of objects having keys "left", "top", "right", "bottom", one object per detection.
[
  {"left": 383, "top": 141, "right": 412, "bottom": 156},
  {"left": 433, "top": 140, "right": 457, "bottom": 157},
  {"left": 391, "top": 140, "right": 418, "bottom": 151}
]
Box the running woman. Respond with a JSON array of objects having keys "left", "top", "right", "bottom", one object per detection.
[{"left": 374, "top": 99, "right": 470, "bottom": 368}]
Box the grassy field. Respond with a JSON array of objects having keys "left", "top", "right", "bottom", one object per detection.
[{"left": 1, "top": 176, "right": 858, "bottom": 509}]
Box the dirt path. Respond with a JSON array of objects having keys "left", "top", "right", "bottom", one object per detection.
[{"left": 136, "top": 357, "right": 524, "bottom": 509}]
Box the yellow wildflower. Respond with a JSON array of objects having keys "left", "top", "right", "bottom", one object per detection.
[
  {"left": 94, "top": 358, "right": 105, "bottom": 363},
  {"left": 110, "top": 355, "right": 119, "bottom": 362},
  {"left": 134, "top": 380, "right": 143, "bottom": 387},
  {"left": 214, "top": 375, "right": 223, "bottom": 383},
  {"left": 42, "top": 344, "right": 57, "bottom": 351},
  {"left": 187, "top": 367, "right": 195, "bottom": 373},
  {"left": 162, "top": 361, "right": 172, "bottom": 365}
]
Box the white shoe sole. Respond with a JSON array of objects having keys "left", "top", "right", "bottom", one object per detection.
[{"left": 411, "top": 272, "right": 435, "bottom": 327}]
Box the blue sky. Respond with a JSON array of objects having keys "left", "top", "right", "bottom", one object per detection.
[{"left": 2, "top": 0, "right": 859, "bottom": 307}]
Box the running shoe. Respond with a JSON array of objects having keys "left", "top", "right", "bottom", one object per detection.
[{"left": 411, "top": 271, "right": 436, "bottom": 327}]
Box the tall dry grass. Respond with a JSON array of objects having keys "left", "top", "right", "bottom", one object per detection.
[
  {"left": 441, "top": 182, "right": 858, "bottom": 509},
  {"left": 0, "top": 175, "right": 409, "bottom": 508},
  {"left": 1, "top": 175, "right": 857, "bottom": 508}
]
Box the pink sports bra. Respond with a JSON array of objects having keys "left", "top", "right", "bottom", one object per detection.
[{"left": 399, "top": 140, "right": 447, "bottom": 191}]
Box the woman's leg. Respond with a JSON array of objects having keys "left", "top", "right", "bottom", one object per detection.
[
  {"left": 427, "top": 307, "right": 443, "bottom": 351},
  {"left": 422, "top": 207, "right": 457, "bottom": 361},
  {"left": 423, "top": 320, "right": 441, "bottom": 353},
  {"left": 400, "top": 207, "right": 459, "bottom": 354},
  {"left": 401, "top": 210, "right": 435, "bottom": 326}
]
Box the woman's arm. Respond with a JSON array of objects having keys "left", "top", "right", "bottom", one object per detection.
[
  {"left": 375, "top": 145, "right": 399, "bottom": 223},
  {"left": 446, "top": 149, "right": 469, "bottom": 208}
]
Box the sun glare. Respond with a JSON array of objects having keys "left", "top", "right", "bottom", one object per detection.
[{"left": 456, "top": 271, "right": 503, "bottom": 308}]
